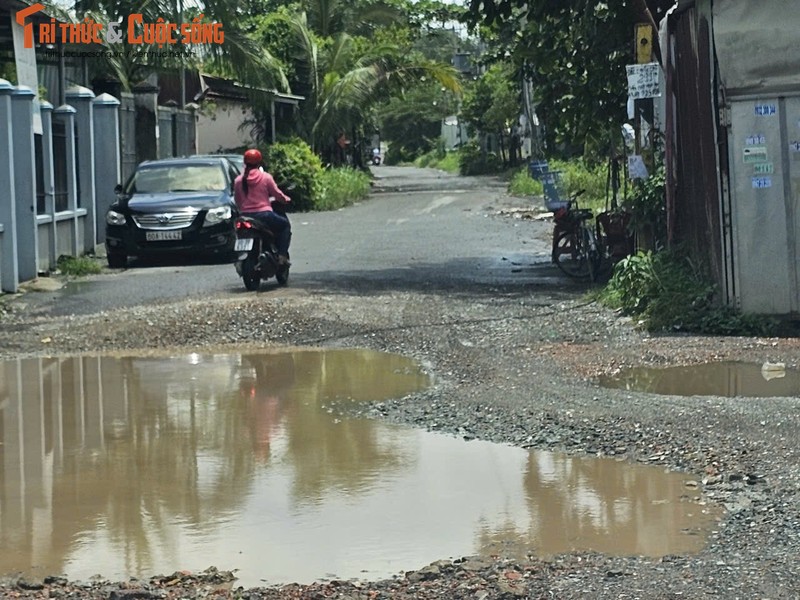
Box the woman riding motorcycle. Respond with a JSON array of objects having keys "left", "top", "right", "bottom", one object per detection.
[{"left": 233, "top": 149, "right": 292, "bottom": 264}]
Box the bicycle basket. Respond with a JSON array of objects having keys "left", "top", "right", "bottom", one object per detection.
[
  {"left": 596, "top": 210, "right": 634, "bottom": 259},
  {"left": 542, "top": 171, "right": 569, "bottom": 212}
]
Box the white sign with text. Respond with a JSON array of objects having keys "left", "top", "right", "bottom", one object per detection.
[{"left": 626, "top": 62, "right": 661, "bottom": 100}]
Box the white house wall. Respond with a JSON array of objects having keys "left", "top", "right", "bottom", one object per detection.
[
  {"left": 713, "top": 3, "right": 800, "bottom": 316},
  {"left": 727, "top": 97, "right": 799, "bottom": 315},
  {"left": 195, "top": 99, "right": 257, "bottom": 154},
  {"left": 713, "top": 3, "right": 800, "bottom": 97}
]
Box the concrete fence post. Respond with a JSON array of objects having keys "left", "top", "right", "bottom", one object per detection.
[
  {"left": 40, "top": 101, "right": 58, "bottom": 269},
  {"left": 0, "top": 79, "right": 18, "bottom": 292},
  {"left": 185, "top": 103, "right": 199, "bottom": 155},
  {"left": 10, "top": 86, "right": 38, "bottom": 283},
  {"left": 92, "top": 93, "right": 121, "bottom": 245},
  {"left": 65, "top": 85, "right": 97, "bottom": 253},
  {"left": 53, "top": 105, "right": 79, "bottom": 256}
]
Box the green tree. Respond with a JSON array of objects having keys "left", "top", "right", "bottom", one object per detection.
[
  {"left": 300, "top": 0, "right": 406, "bottom": 38},
  {"left": 50, "top": 0, "right": 287, "bottom": 92},
  {"left": 256, "top": 10, "right": 461, "bottom": 162},
  {"left": 380, "top": 82, "right": 456, "bottom": 161},
  {"left": 460, "top": 62, "right": 519, "bottom": 164},
  {"left": 464, "top": 0, "right": 670, "bottom": 157}
]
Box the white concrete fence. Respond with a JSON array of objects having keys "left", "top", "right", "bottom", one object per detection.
[{"left": 0, "top": 79, "right": 197, "bottom": 293}]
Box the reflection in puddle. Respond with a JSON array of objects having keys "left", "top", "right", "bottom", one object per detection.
[
  {"left": 0, "top": 350, "right": 720, "bottom": 586},
  {"left": 598, "top": 361, "right": 800, "bottom": 398}
]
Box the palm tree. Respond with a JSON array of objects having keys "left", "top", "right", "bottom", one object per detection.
[
  {"left": 45, "top": 0, "right": 288, "bottom": 94},
  {"left": 282, "top": 11, "right": 461, "bottom": 159},
  {"left": 303, "top": 0, "right": 405, "bottom": 38}
]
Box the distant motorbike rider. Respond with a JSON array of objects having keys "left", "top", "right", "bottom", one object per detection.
[{"left": 233, "top": 149, "right": 292, "bottom": 264}]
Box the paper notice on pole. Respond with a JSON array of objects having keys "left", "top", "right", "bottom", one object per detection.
[
  {"left": 10, "top": 19, "right": 42, "bottom": 135},
  {"left": 626, "top": 62, "right": 661, "bottom": 100},
  {"left": 628, "top": 155, "right": 648, "bottom": 180}
]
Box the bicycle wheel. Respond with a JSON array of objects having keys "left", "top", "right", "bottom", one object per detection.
[{"left": 553, "top": 228, "right": 591, "bottom": 279}]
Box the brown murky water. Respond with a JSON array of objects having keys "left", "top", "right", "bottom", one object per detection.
[
  {"left": 0, "top": 350, "right": 720, "bottom": 587},
  {"left": 598, "top": 361, "right": 800, "bottom": 398}
]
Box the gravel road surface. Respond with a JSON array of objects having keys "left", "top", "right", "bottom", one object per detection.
[{"left": 1, "top": 167, "right": 799, "bottom": 599}]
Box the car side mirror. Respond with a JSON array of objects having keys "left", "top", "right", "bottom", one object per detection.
[{"left": 114, "top": 184, "right": 123, "bottom": 194}]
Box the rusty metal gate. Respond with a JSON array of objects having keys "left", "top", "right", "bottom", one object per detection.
[
  {"left": 51, "top": 120, "right": 69, "bottom": 212},
  {"left": 119, "top": 93, "right": 137, "bottom": 184},
  {"left": 174, "top": 109, "right": 195, "bottom": 157},
  {"left": 157, "top": 107, "right": 174, "bottom": 159}
]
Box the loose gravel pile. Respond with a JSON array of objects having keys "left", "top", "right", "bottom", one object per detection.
[{"left": 1, "top": 282, "right": 800, "bottom": 599}]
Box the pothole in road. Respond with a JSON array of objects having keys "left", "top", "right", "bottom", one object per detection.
[
  {"left": 0, "top": 349, "right": 721, "bottom": 587},
  {"left": 598, "top": 361, "right": 800, "bottom": 397}
]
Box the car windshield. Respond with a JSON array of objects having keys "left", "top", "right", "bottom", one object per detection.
[{"left": 129, "top": 164, "right": 226, "bottom": 194}]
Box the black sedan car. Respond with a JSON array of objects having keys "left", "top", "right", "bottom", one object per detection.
[
  {"left": 105, "top": 157, "right": 240, "bottom": 268},
  {"left": 193, "top": 153, "right": 245, "bottom": 173}
]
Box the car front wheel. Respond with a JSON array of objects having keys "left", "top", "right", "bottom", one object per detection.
[{"left": 107, "top": 250, "right": 127, "bottom": 269}]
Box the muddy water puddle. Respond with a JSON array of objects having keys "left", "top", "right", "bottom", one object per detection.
[
  {"left": 0, "top": 350, "right": 720, "bottom": 587},
  {"left": 599, "top": 361, "right": 800, "bottom": 398}
]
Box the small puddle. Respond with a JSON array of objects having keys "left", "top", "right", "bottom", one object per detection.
[
  {"left": 0, "top": 350, "right": 720, "bottom": 586},
  {"left": 598, "top": 361, "right": 800, "bottom": 398}
]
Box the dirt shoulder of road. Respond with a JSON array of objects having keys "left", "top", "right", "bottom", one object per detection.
[{"left": 2, "top": 275, "right": 800, "bottom": 598}]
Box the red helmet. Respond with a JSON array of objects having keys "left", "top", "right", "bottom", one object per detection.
[{"left": 243, "top": 149, "right": 262, "bottom": 167}]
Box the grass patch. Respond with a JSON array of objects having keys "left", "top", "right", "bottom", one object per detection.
[
  {"left": 315, "top": 167, "right": 372, "bottom": 211},
  {"left": 546, "top": 158, "right": 608, "bottom": 214},
  {"left": 57, "top": 254, "right": 102, "bottom": 276},
  {"left": 505, "top": 159, "right": 605, "bottom": 211},
  {"left": 507, "top": 168, "right": 543, "bottom": 197},
  {"left": 597, "top": 248, "right": 779, "bottom": 336},
  {"left": 413, "top": 149, "right": 460, "bottom": 173}
]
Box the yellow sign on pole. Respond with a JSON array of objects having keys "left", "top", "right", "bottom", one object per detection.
[{"left": 636, "top": 23, "right": 653, "bottom": 64}]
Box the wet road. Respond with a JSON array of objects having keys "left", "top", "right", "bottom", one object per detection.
[{"left": 15, "top": 166, "right": 567, "bottom": 317}]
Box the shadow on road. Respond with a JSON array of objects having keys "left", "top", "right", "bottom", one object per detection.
[
  {"left": 121, "top": 253, "right": 236, "bottom": 269},
  {"left": 288, "top": 256, "right": 597, "bottom": 301}
]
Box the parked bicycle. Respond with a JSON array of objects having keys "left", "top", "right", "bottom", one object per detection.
[
  {"left": 551, "top": 190, "right": 604, "bottom": 282},
  {"left": 537, "top": 160, "right": 634, "bottom": 283}
]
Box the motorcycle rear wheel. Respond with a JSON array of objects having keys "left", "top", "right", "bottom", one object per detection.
[{"left": 241, "top": 255, "right": 261, "bottom": 291}]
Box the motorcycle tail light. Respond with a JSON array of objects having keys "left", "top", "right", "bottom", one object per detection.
[{"left": 236, "top": 220, "right": 253, "bottom": 230}]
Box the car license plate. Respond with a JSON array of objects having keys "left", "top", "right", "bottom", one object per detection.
[
  {"left": 145, "top": 230, "right": 182, "bottom": 241},
  {"left": 235, "top": 238, "right": 254, "bottom": 251}
]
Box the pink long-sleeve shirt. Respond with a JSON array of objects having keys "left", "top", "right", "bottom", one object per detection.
[{"left": 233, "top": 168, "right": 291, "bottom": 213}]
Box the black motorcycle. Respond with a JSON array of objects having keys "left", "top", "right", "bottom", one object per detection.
[{"left": 233, "top": 205, "right": 290, "bottom": 291}]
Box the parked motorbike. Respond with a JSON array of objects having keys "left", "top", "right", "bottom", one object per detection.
[
  {"left": 233, "top": 201, "right": 290, "bottom": 291},
  {"left": 371, "top": 149, "right": 381, "bottom": 165}
]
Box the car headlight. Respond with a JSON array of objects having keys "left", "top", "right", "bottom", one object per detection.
[
  {"left": 106, "top": 210, "right": 127, "bottom": 226},
  {"left": 203, "top": 205, "right": 232, "bottom": 226}
]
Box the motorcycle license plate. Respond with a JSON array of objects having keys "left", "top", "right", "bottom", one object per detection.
[{"left": 235, "top": 238, "right": 254, "bottom": 251}]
